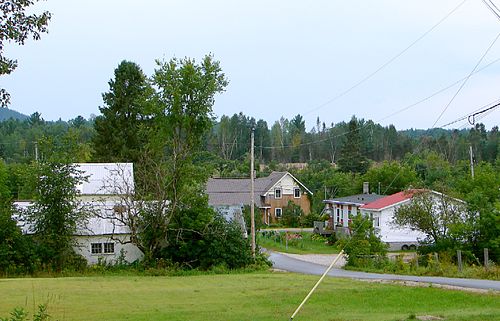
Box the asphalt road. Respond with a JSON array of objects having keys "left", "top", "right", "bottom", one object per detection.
[{"left": 269, "top": 251, "right": 500, "bottom": 291}]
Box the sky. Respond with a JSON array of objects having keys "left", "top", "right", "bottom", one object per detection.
[{"left": 2, "top": 0, "right": 500, "bottom": 130}]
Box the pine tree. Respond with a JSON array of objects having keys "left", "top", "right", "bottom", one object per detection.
[
  {"left": 92, "top": 61, "right": 151, "bottom": 163},
  {"left": 338, "top": 116, "right": 369, "bottom": 174}
]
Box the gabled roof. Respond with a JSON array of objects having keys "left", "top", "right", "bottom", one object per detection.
[
  {"left": 360, "top": 189, "right": 421, "bottom": 211},
  {"left": 74, "top": 163, "right": 134, "bottom": 196},
  {"left": 324, "top": 193, "right": 385, "bottom": 206},
  {"left": 206, "top": 171, "right": 312, "bottom": 207}
]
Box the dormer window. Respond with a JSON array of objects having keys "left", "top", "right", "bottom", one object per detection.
[
  {"left": 294, "top": 187, "right": 300, "bottom": 198},
  {"left": 275, "top": 188, "right": 282, "bottom": 199}
]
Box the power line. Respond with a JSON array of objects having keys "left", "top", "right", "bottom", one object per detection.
[
  {"left": 482, "top": 0, "right": 500, "bottom": 21},
  {"left": 303, "top": 0, "right": 467, "bottom": 117},
  {"left": 440, "top": 98, "right": 500, "bottom": 127},
  {"left": 431, "top": 30, "right": 500, "bottom": 128},
  {"left": 467, "top": 101, "right": 500, "bottom": 125},
  {"left": 255, "top": 55, "right": 500, "bottom": 150}
]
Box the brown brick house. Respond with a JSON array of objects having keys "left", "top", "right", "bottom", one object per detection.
[{"left": 206, "top": 171, "right": 312, "bottom": 225}]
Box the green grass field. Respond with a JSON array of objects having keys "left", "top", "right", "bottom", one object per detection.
[
  {"left": 1, "top": 272, "right": 498, "bottom": 321},
  {"left": 258, "top": 232, "right": 339, "bottom": 254}
]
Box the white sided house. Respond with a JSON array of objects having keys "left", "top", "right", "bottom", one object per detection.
[
  {"left": 15, "top": 163, "right": 144, "bottom": 265},
  {"left": 360, "top": 189, "right": 431, "bottom": 250}
]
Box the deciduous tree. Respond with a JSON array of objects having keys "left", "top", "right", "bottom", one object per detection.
[
  {"left": 1, "top": 0, "right": 51, "bottom": 106},
  {"left": 25, "top": 162, "right": 89, "bottom": 269}
]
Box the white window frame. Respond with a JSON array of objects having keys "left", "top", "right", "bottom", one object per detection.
[
  {"left": 103, "top": 242, "right": 115, "bottom": 254},
  {"left": 275, "top": 208, "right": 282, "bottom": 218},
  {"left": 274, "top": 188, "right": 282, "bottom": 199},
  {"left": 91, "top": 243, "right": 102, "bottom": 255},
  {"left": 294, "top": 187, "right": 300, "bottom": 198}
]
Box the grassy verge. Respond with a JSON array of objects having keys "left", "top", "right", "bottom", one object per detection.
[
  {"left": 0, "top": 272, "right": 498, "bottom": 321},
  {"left": 257, "top": 231, "right": 339, "bottom": 254},
  {"left": 345, "top": 262, "right": 500, "bottom": 281}
]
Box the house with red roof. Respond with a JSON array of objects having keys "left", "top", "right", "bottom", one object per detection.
[{"left": 360, "top": 189, "right": 429, "bottom": 250}]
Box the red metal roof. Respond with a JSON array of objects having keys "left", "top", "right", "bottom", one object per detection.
[{"left": 360, "top": 189, "right": 422, "bottom": 210}]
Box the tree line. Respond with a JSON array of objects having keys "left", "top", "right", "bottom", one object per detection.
[{"left": 0, "top": 58, "right": 499, "bottom": 273}]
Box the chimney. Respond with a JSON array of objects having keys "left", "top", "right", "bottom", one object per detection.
[{"left": 363, "top": 182, "right": 369, "bottom": 194}]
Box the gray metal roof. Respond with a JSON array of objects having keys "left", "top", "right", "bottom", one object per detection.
[
  {"left": 206, "top": 171, "right": 293, "bottom": 207},
  {"left": 324, "top": 193, "right": 385, "bottom": 206}
]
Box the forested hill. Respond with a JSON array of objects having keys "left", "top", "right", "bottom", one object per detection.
[
  {"left": 0, "top": 111, "right": 497, "bottom": 168},
  {"left": 0, "top": 108, "right": 28, "bottom": 121}
]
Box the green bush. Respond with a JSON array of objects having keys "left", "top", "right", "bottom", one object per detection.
[{"left": 338, "top": 213, "right": 388, "bottom": 268}]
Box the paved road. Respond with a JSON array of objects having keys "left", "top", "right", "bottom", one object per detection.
[{"left": 269, "top": 251, "right": 500, "bottom": 291}]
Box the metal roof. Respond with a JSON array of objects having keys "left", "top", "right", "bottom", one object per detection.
[
  {"left": 206, "top": 171, "right": 312, "bottom": 207},
  {"left": 324, "top": 193, "right": 385, "bottom": 206},
  {"left": 74, "top": 163, "right": 134, "bottom": 195}
]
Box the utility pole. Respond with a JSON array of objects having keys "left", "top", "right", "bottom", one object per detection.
[
  {"left": 250, "top": 128, "right": 256, "bottom": 257},
  {"left": 469, "top": 145, "right": 474, "bottom": 179},
  {"left": 34, "top": 141, "right": 39, "bottom": 162}
]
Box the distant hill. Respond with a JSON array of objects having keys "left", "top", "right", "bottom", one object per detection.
[{"left": 0, "top": 108, "right": 29, "bottom": 121}]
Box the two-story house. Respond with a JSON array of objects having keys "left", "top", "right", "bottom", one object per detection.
[{"left": 207, "top": 171, "right": 313, "bottom": 225}]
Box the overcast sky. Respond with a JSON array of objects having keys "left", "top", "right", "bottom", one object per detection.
[{"left": 2, "top": 0, "right": 500, "bottom": 130}]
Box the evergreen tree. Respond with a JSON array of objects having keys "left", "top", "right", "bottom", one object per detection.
[
  {"left": 92, "top": 61, "right": 151, "bottom": 163},
  {"left": 338, "top": 117, "right": 369, "bottom": 174}
]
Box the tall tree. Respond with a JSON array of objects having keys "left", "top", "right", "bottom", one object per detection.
[
  {"left": 338, "top": 116, "right": 369, "bottom": 174},
  {"left": 93, "top": 60, "right": 151, "bottom": 163},
  {"left": 130, "top": 55, "right": 228, "bottom": 261},
  {"left": 1, "top": 0, "right": 51, "bottom": 106},
  {"left": 25, "top": 162, "right": 89, "bottom": 269}
]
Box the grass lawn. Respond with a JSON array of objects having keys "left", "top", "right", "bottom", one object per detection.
[
  {"left": 0, "top": 272, "right": 498, "bottom": 321},
  {"left": 258, "top": 231, "right": 339, "bottom": 254}
]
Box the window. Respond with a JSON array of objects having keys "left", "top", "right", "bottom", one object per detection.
[
  {"left": 275, "top": 208, "right": 282, "bottom": 217},
  {"left": 374, "top": 216, "right": 380, "bottom": 227},
  {"left": 336, "top": 209, "right": 341, "bottom": 223},
  {"left": 91, "top": 242, "right": 115, "bottom": 255},
  {"left": 91, "top": 243, "right": 102, "bottom": 254},
  {"left": 294, "top": 187, "right": 300, "bottom": 198},
  {"left": 104, "top": 242, "right": 115, "bottom": 254},
  {"left": 274, "top": 188, "right": 282, "bottom": 199}
]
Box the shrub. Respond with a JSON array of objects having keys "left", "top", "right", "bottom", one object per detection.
[{"left": 339, "top": 213, "right": 388, "bottom": 267}]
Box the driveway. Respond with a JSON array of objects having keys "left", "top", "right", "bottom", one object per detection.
[{"left": 269, "top": 251, "right": 500, "bottom": 291}]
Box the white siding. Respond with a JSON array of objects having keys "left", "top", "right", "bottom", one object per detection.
[{"left": 74, "top": 235, "right": 143, "bottom": 265}]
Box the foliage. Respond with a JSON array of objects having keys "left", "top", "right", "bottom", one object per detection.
[
  {"left": 0, "top": 0, "right": 51, "bottom": 107},
  {"left": 24, "top": 162, "right": 89, "bottom": 270},
  {"left": 393, "top": 190, "right": 473, "bottom": 251},
  {"left": 242, "top": 205, "right": 264, "bottom": 234},
  {"left": 0, "top": 304, "right": 49, "bottom": 321},
  {"left": 293, "top": 160, "right": 362, "bottom": 215},
  {"left": 195, "top": 213, "right": 254, "bottom": 269},
  {"left": 92, "top": 60, "right": 151, "bottom": 163},
  {"left": 452, "top": 161, "right": 500, "bottom": 262},
  {"left": 362, "top": 160, "right": 420, "bottom": 195},
  {"left": 258, "top": 231, "right": 339, "bottom": 254},
  {"left": 0, "top": 202, "right": 37, "bottom": 275},
  {"left": 281, "top": 200, "right": 304, "bottom": 227},
  {"left": 338, "top": 116, "right": 370, "bottom": 174},
  {"left": 339, "top": 213, "right": 388, "bottom": 267}
]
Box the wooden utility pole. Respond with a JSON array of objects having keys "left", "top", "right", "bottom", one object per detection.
[
  {"left": 34, "top": 141, "right": 39, "bottom": 162},
  {"left": 250, "top": 128, "right": 256, "bottom": 257},
  {"left": 469, "top": 145, "right": 474, "bottom": 179}
]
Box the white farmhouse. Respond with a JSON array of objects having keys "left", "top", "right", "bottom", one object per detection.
[
  {"left": 359, "top": 189, "right": 429, "bottom": 250},
  {"left": 14, "top": 163, "right": 144, "bottom": 265}
]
